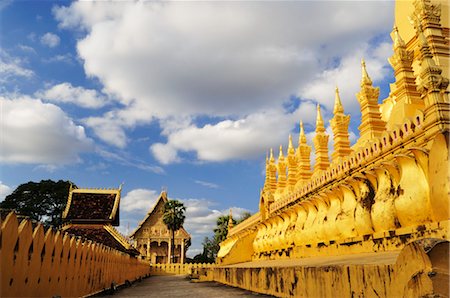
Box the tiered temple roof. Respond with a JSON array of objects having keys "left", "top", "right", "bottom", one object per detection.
[
  {"left": 62, "top": 185, "right": 138, "bottom": 255},
  {"left": 64, "top": 192, "right": 119, "bottom": 225}
]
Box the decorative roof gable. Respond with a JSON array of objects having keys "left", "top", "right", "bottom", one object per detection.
[
  {"left": 130, "top": 191, "right": 190, "bottom": 240},
  {"left": 62, "top": 186, "right": 121, "bottom": 226}
]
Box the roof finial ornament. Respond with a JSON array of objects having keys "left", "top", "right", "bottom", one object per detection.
[
  {"left": 392, "top": 26, "right": 406, "bottom": 48},
  {"left": 288, "top": 134, "right": 295, "bottom": 154},
  {"left": 279, "top": 144, "right": 284, "bottom": 159},
  {"left": 269, "top": 148, "right": 275, "bottom": 162},
  {"left": 299, "top": 121, "right": 307, "bottom": 144},
  {"left": 334, "top": 86, "right": 344, "bottom": 114},
  {"left": 228, "top": 208, "right": 234, "bottom": 230},
  {"left": 316, "top": 104, "right": 325, "bottom": 132},
  {"left": 361, "top": 58, "right": 372, "bottom": 85}
]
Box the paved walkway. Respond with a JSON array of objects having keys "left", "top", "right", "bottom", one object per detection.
[{"left": 100, "top": 275, "right": 273, "bottom": 297}]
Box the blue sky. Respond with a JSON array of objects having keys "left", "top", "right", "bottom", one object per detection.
[{"left": 1, "top": 0, "right": 395, "bottom": 257}]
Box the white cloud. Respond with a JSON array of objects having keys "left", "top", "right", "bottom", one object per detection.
[
  {"left": 0, "top": 182, "right": 12, "bottom": 201},
  {"left": 195, "top": 180, "right": 219, "bottom": 189},
  {"left": 121, "top": 188, "right": 160, "bottom": 212},
  {"left": 37, "top": 82, "right": 108, "bottom": 109},
  {"left": 0, "top": 0, "right": 13, "bottom": 11},
  {"left": 18, "top": 44, "right": 36, "bottom": 54},
  {"left": 42, "top": 54, "right": 73, "bottom": 64},
  {"left": 54, "top": 1, "right": 394, "bottom": 162},
  {"left": 54, "top": 1, "right": 393, "bottom": 132},
  {"left": 0, "top": 50, "right": 34, "bottom": 82},
  {"left": 151, "top": 102, "right": 317, "bottom": 164},
  {"left": 96, "top": 148, "right": 165, "bottom": 174},
  {"left": 0, "top": 94, "right": 93, "bottom": 165},
  {"left": 40, "top": 32, "right": 60, "bottom": 48}
]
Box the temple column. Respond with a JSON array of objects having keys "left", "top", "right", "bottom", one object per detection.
[
  {"left": 181, "top": 241, "right": 185, "bottom": 264},
  {"left": 168, "top": 238, "right": 172, "bottom": 264}
]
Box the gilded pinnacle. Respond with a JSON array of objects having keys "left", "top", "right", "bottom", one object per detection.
[
  {"left": 392, "top": 26, "right": 405, "bottom": 48},
  {"left": 316, "top": 104, "right": 325, "bottom": 132},
  {"left": 334, "top": 86, "right": 344, "bottom": 114},
  {"left": 269, "top": 148, "right": 275, "bottom": 162},
  {"left": 278, "top": 145, "right": 284, "bottom": 159},
  {"left": 288, "top": 134, "right": 295, "bottom": 154},
  {"left": 299, "top": 121, "right": 307, "bottom": 144},
  {"left": 361, "top": 58, "right": 373, "bottom": 85}
]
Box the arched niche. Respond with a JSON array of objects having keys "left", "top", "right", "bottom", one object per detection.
[{"left": 371, "top": 167, "right": 399, "bottom": 232}]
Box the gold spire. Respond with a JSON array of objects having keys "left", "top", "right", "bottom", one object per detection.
[
  {"left": 356, "top": 59, "right": 386, "bottom": 147},
  {"left": 267, "top": 148, "right": 277, "bottom": 193},
  {"left": 330, "top": 86, "right": 352, "bottom": 163},
  {"left": 264, "top": 153, "right": 270, "bottom": 191},
  {"left": 288, "top": 134, "right": 295, "bottom": 155},
  {"left": 361, "top": 58, "right": 372, "bottom": 86},
  {"left": 413, "top": 9, "right": 449, "bottom": 126},
  {"left": 278, "top": 145, "right": 284, "bottom": 160},
  {"left": 386, "top": 25, "right": 422, "bottom": 130},
  {"left": 315, "top": 104, "right": 325, "bottom": 133},
  {"left": 287, "top": 134, "right": 298, "bottom": 188},
  {"left": 313, "top": 106, "right": 330, "bottom": 174},
  {"left": 392, "top": 26, "right": 406, "bottom": 48},
  {"left": 269, "top": 148, "right": 275, "bottom": 162},
  {"left": 296, "top": 121, "right": 312, "bottom": 185},
  {"left": 276, "top": 145, "right": 287, "bottom": 196},
  {"left": 333, "top": 87, "right": 344, "bottom": 114},
  {"left": 299, "top": 121, "right": 307, "bottom": 145},
  {"left": 228, "top": 209, "right": 234, "bottom": 230}
]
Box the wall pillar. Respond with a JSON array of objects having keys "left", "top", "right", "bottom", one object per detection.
[
  {"left": 181, "top": 241, "right": 185, "bottom": 264},
  {"left": 168, "top": 239, "right": 172, "bottom": 264},
  {"left": 147, "top": 239, "right": 151, "bottom": 262}
]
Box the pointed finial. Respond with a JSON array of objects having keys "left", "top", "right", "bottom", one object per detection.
[
  {"left": 299, "top": 121, "right": 307, "bottom": 144},
  {"left": 392, "top": 26, "right": 405, "bottom": 48},
  {"left": 334, "top": 86, "right": 344, "bottom": 114},
  {"left": 361, "top": 58, "right": 372, "bottom": 85},
  {"left": 269, "top": 148, "right": 275, "bottom": 162},
  {"left": 278, "top": 144, "right": 284, "bottom": 159},
  {"left": 228, "top": 209, "right": 234, "bottom": 230},
  {"left": 316, "top": 104, "right": 325, "bottom": 131},
  {"left": 417, "top": 22, "right": 429, "bottom": 47},
  {"left": 288, "top": 134, "right": 295, "bottom": 155}
]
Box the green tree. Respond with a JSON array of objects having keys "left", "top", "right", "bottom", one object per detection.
[
  {"left": 0, "top": 180, "right": 74, "bottom": 226},
  {"left": 197, "top": 212, "right": 253, "bottom": 263},
  {"left": 162, "top": 200, "right": 186, "bottom": 263}
]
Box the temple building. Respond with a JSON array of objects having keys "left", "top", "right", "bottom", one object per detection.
[
  {"left": 130, "top": 191, "right": 191, "bottom": 264},
  {"left": 62, "top": 185, "right": 138, "bottom": 255}
]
